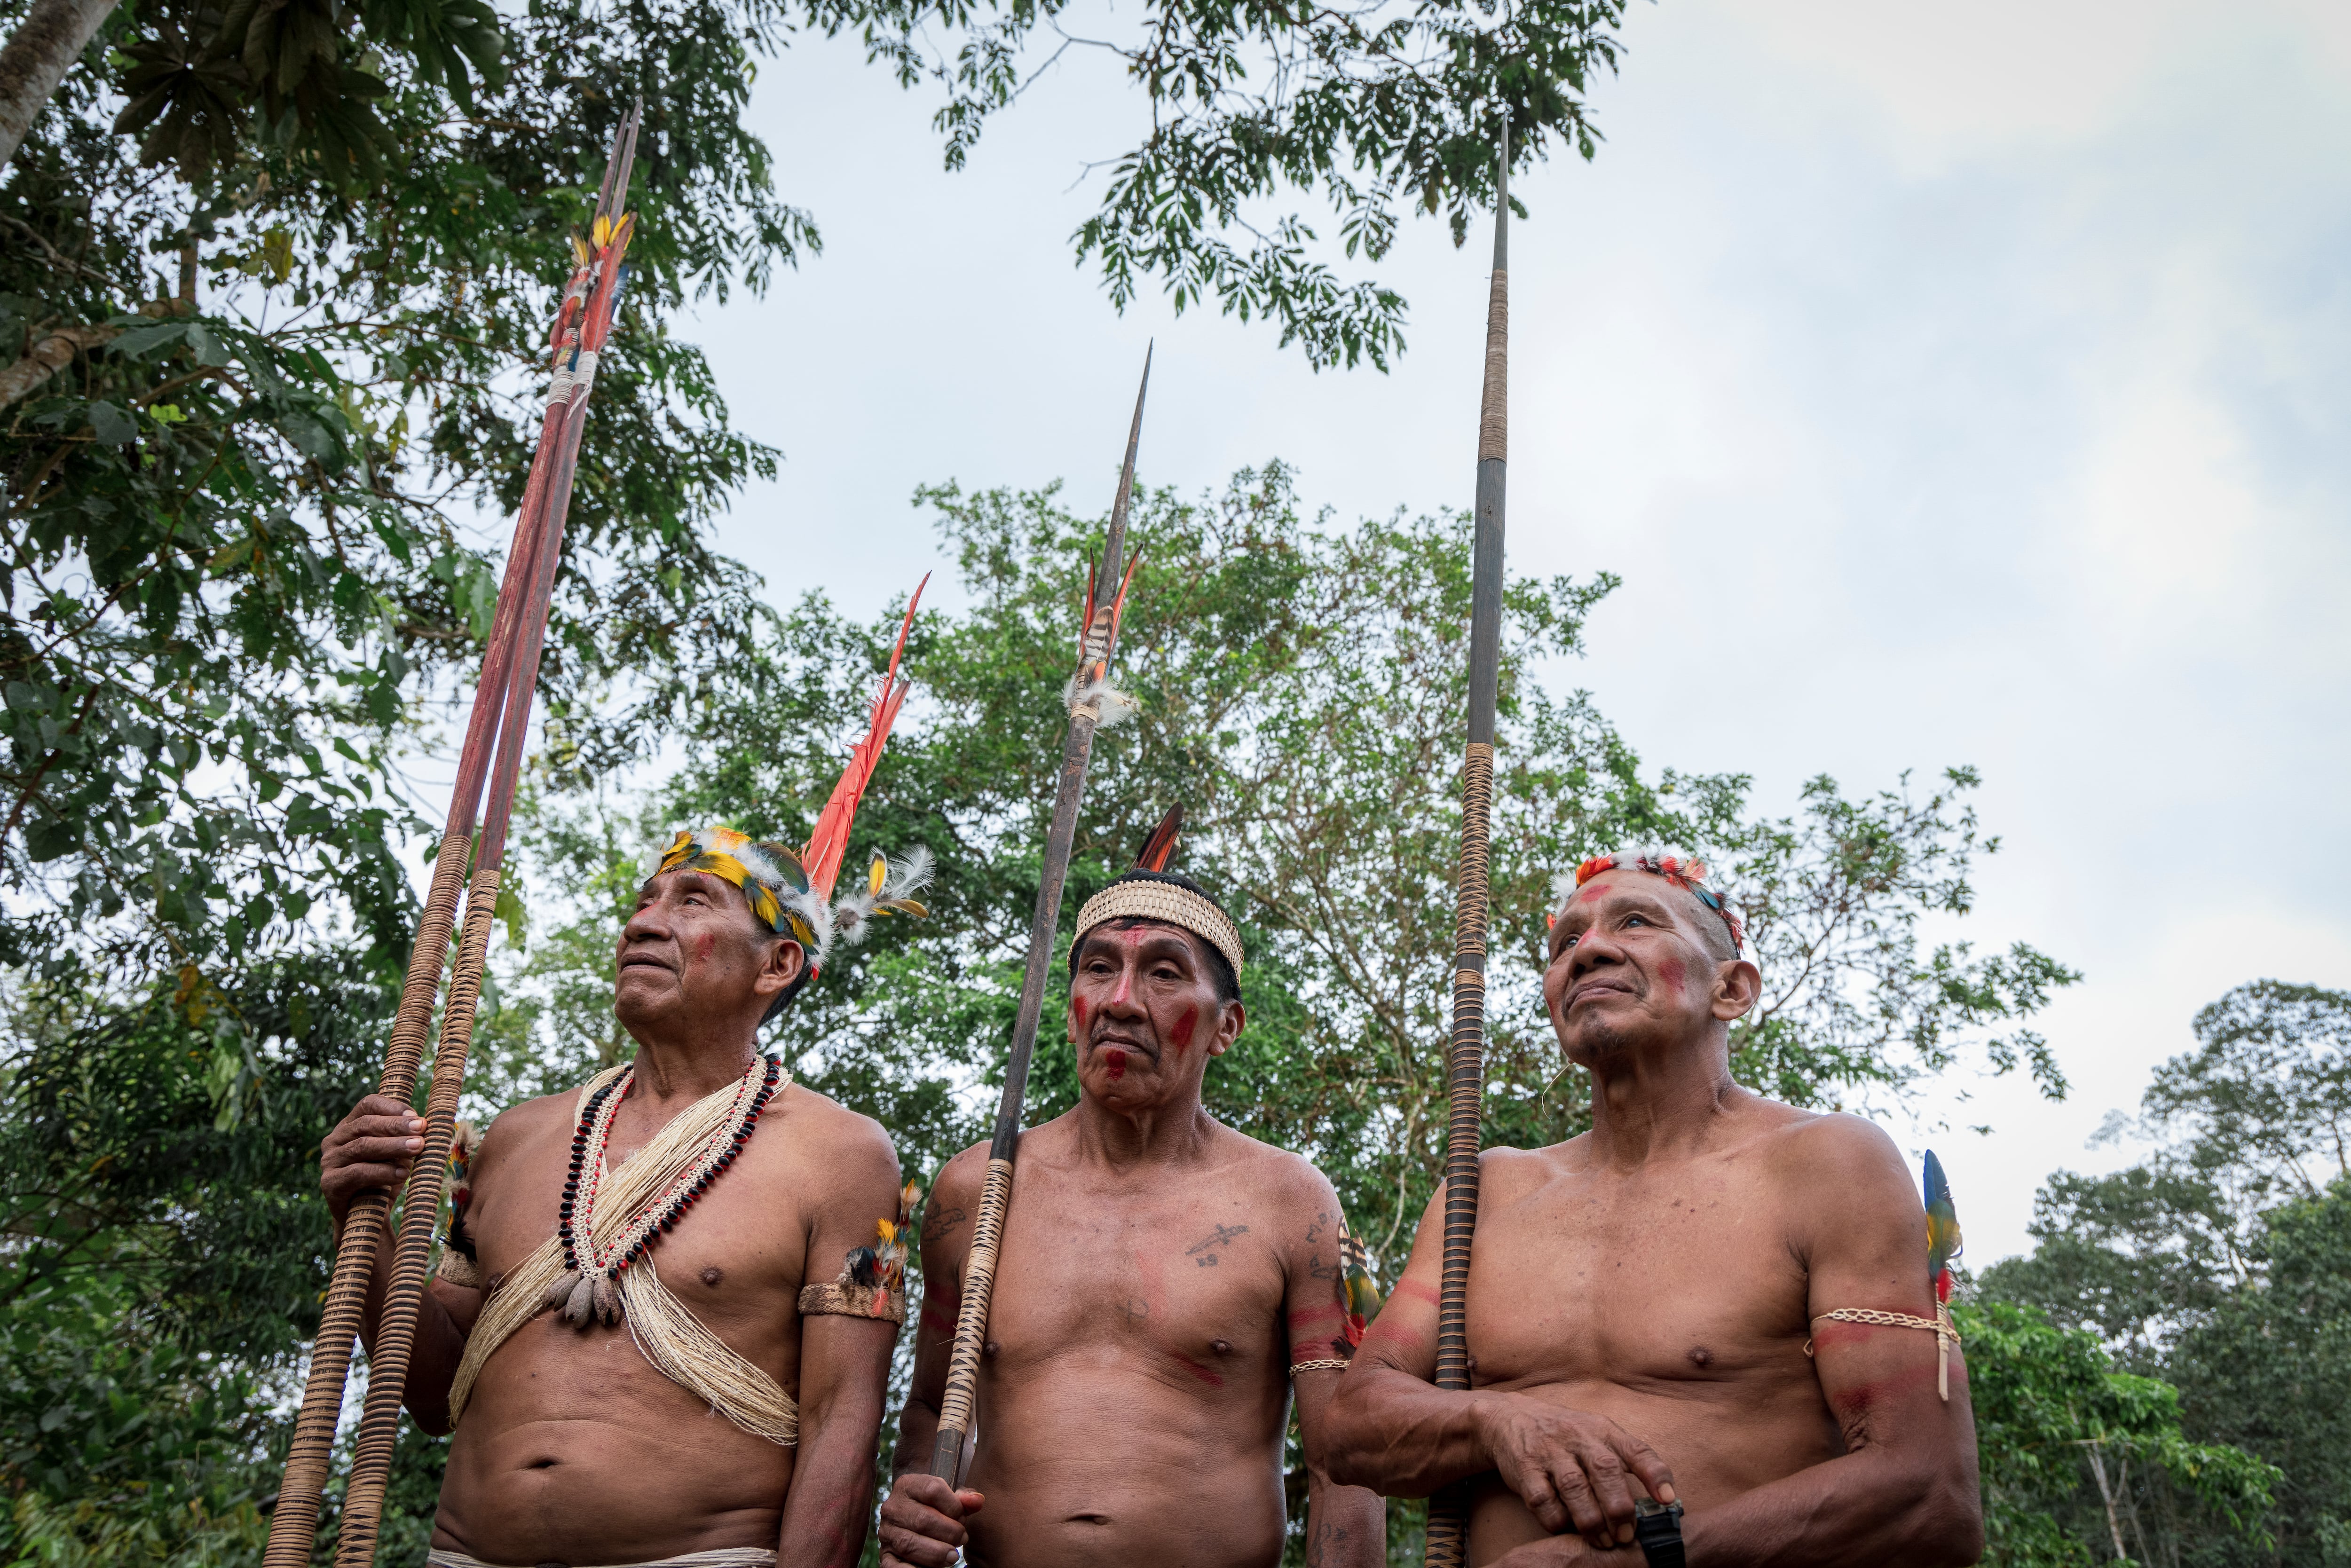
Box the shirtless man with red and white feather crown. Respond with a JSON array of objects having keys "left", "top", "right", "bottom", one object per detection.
[{"left": 1324, "top": 850, "right": 1984, "bottom": 1568}]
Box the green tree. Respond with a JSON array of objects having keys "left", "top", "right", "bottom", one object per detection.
[
  {"left": 1983, "top": 982, "right": 2351, "bottom": 1563},
  {"left": 1959, "top": 1298, "right": 2276, "bottom": 1566},
  {"left": 3, "top": 0, "right": 804, "bottom": 996}
]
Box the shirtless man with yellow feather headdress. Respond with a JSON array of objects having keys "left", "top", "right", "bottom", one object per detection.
[{"left": 319, "top": 600, "right": 934, "bottom": 1568}]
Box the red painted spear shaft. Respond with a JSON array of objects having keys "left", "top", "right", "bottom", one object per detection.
[{"left": 263, "top": 103, "right": 643, "bottom": 1567}]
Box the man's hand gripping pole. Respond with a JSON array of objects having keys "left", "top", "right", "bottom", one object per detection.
[
  {"left": 1424, "top": 129, "right": 1511, "bottom": 1568},
  {"left": 927, "top": 350, "right": 1153, "bottom": 1484}
]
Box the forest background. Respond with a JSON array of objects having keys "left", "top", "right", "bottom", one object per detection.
[{"left": 2, "top": 0, "right": 2347, "bottom": 1562}]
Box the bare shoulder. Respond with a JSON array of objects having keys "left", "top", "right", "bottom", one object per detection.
[
  {"left": 1475, "top": 1134, "right": 1591, "bottom": 1208},
  {"left": 771, "top": 1078, "right": 898, "bottom": 1176},
  {"left": 927, "top": 1138, "right": 996, "bottom": 1215},
  {"left": 1212, "top": 1119, "right": 1340, "bottom": 1214},
  {"left": 470, "top": 1086, "right": 586, "bottom": 1170},
  {"left": 1748, "top": 1102, "right": 1912, "bottom": 1192}
]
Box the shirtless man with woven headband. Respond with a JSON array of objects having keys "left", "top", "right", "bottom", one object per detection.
[
  {"left": 1322, "top": 850, "right": 1985, "bottom": 1568},
  {"left": 876, "top": 810, "right": 1387, "bottom": 1568}
]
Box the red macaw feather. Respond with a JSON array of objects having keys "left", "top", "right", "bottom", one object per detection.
[
  {"left": 801, "top": 574, "right": 929, "bottom": 901},
  {"left": 1136, "top": 804, "right": 1183, "bottom": 873},
  {"left": 1095, "top": 550, "right": 1142, "bottom": 679}
]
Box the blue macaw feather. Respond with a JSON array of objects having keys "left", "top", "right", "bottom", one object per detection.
[{"left": 1924, "top": 1150, "right": 1962, "bottom": 1285}]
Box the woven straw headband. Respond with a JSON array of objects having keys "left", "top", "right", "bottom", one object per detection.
[{"left": 1069, "top": 880, "right": 1245, "bottom": 977}]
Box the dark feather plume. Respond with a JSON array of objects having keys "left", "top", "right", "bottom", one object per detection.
[{"left": 1135, "top": 805, "right": 1183, "bottom": 872}]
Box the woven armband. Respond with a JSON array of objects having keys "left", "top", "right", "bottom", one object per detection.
[
  {"left": 1288, "top": 1357, "right": 1350, "bottom": 1377},
  {"left": 435, "top": 1248, "right": 484, "bottom": 1289},
  {"left": 799, "top": 1278, "right": 906, "bottom": 1325}
]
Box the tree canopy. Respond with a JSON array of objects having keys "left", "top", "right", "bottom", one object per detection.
[{"left": 1982, "top": 981, "right": 2351, "bottom": 1564}]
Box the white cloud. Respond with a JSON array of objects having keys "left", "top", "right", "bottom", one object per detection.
[{"left": 681, "top": 0, "right": 2351, "bottom": 1263}]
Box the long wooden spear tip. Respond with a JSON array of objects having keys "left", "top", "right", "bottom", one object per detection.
[
  {"left": 1120, "top": 344, "right": 1151, "bottom": 475},
  {"left": 613, "top": 101, "right": 644, "bottom": 217},
  {"left": 1492, "top": 127, "right": 1509, "bottom": 271}
]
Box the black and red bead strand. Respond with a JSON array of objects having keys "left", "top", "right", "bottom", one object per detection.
[
  {"left": 614, "top": 1056, "right": 779, "bottom": 1275},
  {"left": 558, "top": 1072, "right": 628, "bottom": 1274}
]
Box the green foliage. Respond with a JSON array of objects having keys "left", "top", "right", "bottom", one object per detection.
[
  {"left": 2166, "top": 1184, "right": 2351, "bottom": 1565},
  {"left": 1959, "top": 1298, "right": 2277, "bottom": 1566},
  {"left": 1, "top": 1280, "right": 274, "bottom": 1566},
  {"left": 1981, "top": 982, "right": 2351, "bottom": 1563},
  {"left": 1729, "top": 770, "right": 2078, "bottom": 1109},
  {"left": 806, "top": 0, "right": 1636, "bottom": 367},
  {"left": 3, "top": 0, "right": 807, "bottom": 994},
  {"left": 0, "top": 951, "right": 400, "bottom": 1561}
]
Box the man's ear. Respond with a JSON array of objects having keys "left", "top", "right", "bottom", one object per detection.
[
  {"left": 1207, "top": 999, "right": 1246, "bottom": 1056},
  {"left": 756, "top": 935, "right": 806, "bottom": 1001},
  {"left": 1710, "top": 958, "right": 1761, "bottom": 1022}
]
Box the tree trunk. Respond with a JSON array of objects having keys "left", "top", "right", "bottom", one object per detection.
[{"left": 0, "top": 0, "right": 121, "bottom": 172}]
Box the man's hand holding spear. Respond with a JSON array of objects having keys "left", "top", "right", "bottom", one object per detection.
[
  {"left": 265, "top": 103, "right": 644, "bottom": 1568},
  {"left": 923, "top": 349, "right": 1152, "bottom": 1485}
]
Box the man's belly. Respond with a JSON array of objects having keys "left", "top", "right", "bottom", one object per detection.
[
  {"left": 435, "top": 1326, "right": 795, "bottom": 1565},
  {"left": 964, "top": 1363, "right": 1287, "bottom": 1568},
  {"left": 1464, "top": 1373, "right": 1844, "bottom": 1567}
]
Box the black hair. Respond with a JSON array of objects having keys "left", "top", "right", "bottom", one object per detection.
[{"left": 761, "top": 961, "right": 812, "bottom": 1029}]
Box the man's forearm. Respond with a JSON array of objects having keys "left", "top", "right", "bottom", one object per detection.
[
  {"left": 778, "top": 1395, "right": 887, "bottom": 1568},
  {"left": 1682, "top": 1449, "right": 1980, "bottom": 1568},
  {"left": 892, "top": 1395, "right": 943, "bottom": 1481},
  {"left": 1304, "top": 1471, "right": 1387, "bottom": 1568},
  {"left": 1324, "top": 1369, "right": 1499, "bottom": 1497}
]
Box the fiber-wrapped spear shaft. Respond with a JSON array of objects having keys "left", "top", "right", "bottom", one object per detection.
[
  {"left": 927, "top": 348, "right": 1152, "bottom": 1485},
  {"left": 262, "top": 102, "right": 643, "bottom": 1568},
  {"left": 1424, "top": 128, "right": 1509, "bottom": 1568}
]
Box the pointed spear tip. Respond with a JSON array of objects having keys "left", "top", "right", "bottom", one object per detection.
[{"left": 1492, "top": 125, "right": 1510, "bottom": 273}]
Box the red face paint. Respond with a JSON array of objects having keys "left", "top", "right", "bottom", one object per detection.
[
  {"left": 1171, "top": 1005, "right": 1199, "bottom": 1054},
  {"left": 1580, "top": 882, "right": 1610, "bottom": 902},
  {"left": 694, "top": 933, "right": 715, "bottom": 965},
  {"left": 1659, "top": 956, "right": 1686, "bottom": 992},
  {"left": 1104, "top": 1048, "right": 1127, "bottom": 1080},
  {"left": 1072, "top": 996, "right": 1089, "bottom": 1032}
]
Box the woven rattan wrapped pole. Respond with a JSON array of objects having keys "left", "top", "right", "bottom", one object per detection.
[
  {"left": 261, "top": 434, "right": 554, "bottom": 1568},
  {"left": 927, "top": 349, "right": 1152, "bottom": 1485},
  {"left": 261, "top": 104, "right": 642, "bottom": 1568},
  {"left": 1424, "top": 129, "right": 1510, "bottom": 1568},
  {"left": 330, "top": 109, "right": 641, "bottom": 1568}
]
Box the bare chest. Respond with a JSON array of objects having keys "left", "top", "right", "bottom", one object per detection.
[
  {"left": 465, "top": 1098, "right": 814, "bottom": 1315},
  {"left": 983, "top": 1171, "right": 1289, "bottom": 1380},
  {"left": 1463, "top": 1166, "right": 1811, "bottom": 1391}
]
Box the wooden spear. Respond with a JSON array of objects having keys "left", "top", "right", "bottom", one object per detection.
[
  {"left": 1424, "top": 128, "right": 1510, "bottom": 1568},
  {"left": 926, "top": 348, "right": 1152, "bottom": 1484},
  {"left": 262, "top": 103, "right": 643, "bottom": 1568}
]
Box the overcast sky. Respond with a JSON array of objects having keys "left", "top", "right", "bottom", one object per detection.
[{"left": 676, "top": 0, "right": 2351, "bottom": 1263}]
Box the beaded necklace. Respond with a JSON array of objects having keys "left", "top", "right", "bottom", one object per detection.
[{"left": 548, "top": 1054, "right": 781, "bottom": 1329}]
